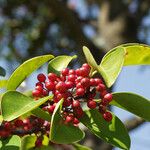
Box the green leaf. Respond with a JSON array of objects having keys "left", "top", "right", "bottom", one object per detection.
[
  {"left": 99, "top": 47, "right": 125, "bottom": 87},
  {"left": 0, "top": 66, "right": 6, "bottom": 77},
  {"left": 0, "top": 80, "right": 8, "bottom": 89},
  {"left": 82, "top": 46, "right": 98, "bottom": 69},
  {"left": 32, "top": 108, "right": 51, "bottom": 122},
  {"left": 0, "top": 135, "right": 21, "bottom": 150},
  {"left": 1, "top": 91, "right": 53, "bottom": 121},
  {"left": 50, "top": 99, "right": 85, "bottom": 144},
  {"left": 48, "top": 55, "right": 77, "bottom": 75},
  {"left": 111, "top": 92, "right": 150, "bottom": 121},
  {"left": 21, "top": 135, "right": 37, "bottom": 150},
  {"left": 7, "top": 55, "right": 54, "bottom": 90},
  {"left": 72, "top": 143, "right": 92, "bottom": 150},
  {"left": 122, "top": 43, "right": 150, "bottom": 65},
  {"left": 80, "top": 109, "right": 130, "bottom": 150}
]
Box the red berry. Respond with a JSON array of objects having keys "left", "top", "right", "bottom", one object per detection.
[
  {"left": 60, "top": 74, "right": 66, "bottom": 81},
  {"left": 82, "top": 63, "right": 91, "bottom": 70},
  {"left": 4, "top": 122, "right": 12, "bottom": 130},
  {"left": 66, "top": 81, "right": 74, "bottom": 89},
  {"left": 68, "top": 74, "right": 76, "bottom": 82},
  {"left": 55, "top": 81, "right": 66, "bottom": 92},
  {"left": 69, "top": 69, "right": 75, "bottom": 75},
  {"left": 35, "top": 85, "right": 43, "bottom": 92},
  {"left": 87, "top": 100, "right": 97, "bottom": 109},
  {"left": 96, "top": 83, "right": 106, "bottom": 92},
  {"left": 37, "top": 73, "right": 46, "bottom": 82},
  {"left": 94, "top": 78, "right": 102, "bottom": 85},
  {"left": 81, "top": 77, "right": 90, "bottom": 87},
  {"left": 42, "top": 89, "right": 49, "bottom": 96},
  {"left": 74, "top": 107, "right": 84, "bottom": 118},
  {"left": 90, "top": 78, "right": 96, "bottom": 86},
  {"left": 79, "top": 67, "right": 89, "bottom": 77},
  {"left": 63, "top": 99, "right": 72, "bottom": 107},
  {"left": 61, "top": 68, "right": 69, "bottom": 76},
  {"left": 48, "top": 73, "right": 57, "bottom": 81},
  {"left": 76, "top": 82, "right": 83, "bottom": 89},
  {"left": 103, "top": 112, "right": 112, "bottom": 122},
  {"left": 66, "top": 115, "right": 74, "bottom": 123},
  {"left": 100, "top": 90, "right": 108, "bottom": 98},
  {"left": 76, "top": 88, "right": 85, "bottom": 96},
  {"left": 75, "top": 76, "right": 83, "bottom": 84},
  {"left": 72, "top": 100, "right": 80, "bottom": 108},
  {"left": 73, "top": 118, "right": 80, "bottom": 124},
  {"left": 35, "top": 138, "right": 42, "bottom": 147},
  {"left": 47, "top": 105, "right": 55, "bottom": 113},
  {"left": 75, "top": 69, "right": 81, "bottom": 76},
  {"left": 54, "top": 97, "right": 59, "bottom": 103},
  {"left": 32, "top": 90, "right": 42, "bottom": 97},
  {"left": 14, "top": 119, "right": 24, "bottom": 127},
  {"left": 36, "top": 82, "right": 43, "bottom": 87},
  {"left": 56, "top": 93, "right": 63, "bottom": 100},
  {"left": 103, "top": 93, "right": 113, "bottom": 103},
  {"left": 45, "top": 81, "right": 55, "bottom": 91}
]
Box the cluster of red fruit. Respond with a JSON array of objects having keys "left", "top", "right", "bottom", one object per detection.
[
  {"left": 32, "top": 63, "right": 113, "bottom": 125},
  {"left": 0, "top": 116, "right": 49, "bottom": 147}
]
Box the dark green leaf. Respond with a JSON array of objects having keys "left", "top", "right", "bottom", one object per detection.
[
  {"left": 32, "top": 108, "right": 51, "bottom": 122},
  {"left": 7, "top": 55, "right": 54, "bottom": 90},
  {"left": 0, "top": 66, "right": 6, "bottom": 77},
  {"left": 80, "top": 109, "right": 130, "bottom": 150},
  {"left": 111, "top": 92, "right": 150, "bottom": 121},
  {"left": 48, "top": 55, "right": 77, "bottom": 75},
  {"left": 72, "top": 143, "right": 92, "bottom": 150},
  {"left": 50, "top": 99, "right": 85, "bottom": 144},
  {"left": 99, "top": 47, "right": 125, "bottom": 87},
  {"left": 0, "top": 135, "right": 21, "bottom": 150},
  {"left": 1, "top": 91, "right": 53, "bottom": 121},
  {"left": 0, "top": 80, "right": 8, "bottom": 89}
]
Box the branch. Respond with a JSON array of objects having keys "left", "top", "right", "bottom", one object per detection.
[{"left": 125, "top": 117, "right": 145, "bottom": 132}]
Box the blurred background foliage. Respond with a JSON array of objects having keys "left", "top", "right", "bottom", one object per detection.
[{"left": 0, "top": 0, "right": 150, "bottom": 150}]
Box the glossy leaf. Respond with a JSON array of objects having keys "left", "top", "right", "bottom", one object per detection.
[
  {"left": 32, "top": 107, "right": 51, "bottom": 122},
  {"left": 99, "top": 47, "right": 125, "bottom": 87},
  {"left": 48, "top": 55, "right": 77, "bottom": 75},
  {"left": 111, "top": 92, "right": 150, "bottom": 121},
  {"left": 0, "top": 66, "right": 6, "bottom": 77},
  {"left": 82, "top": 46, "right": 98, "bottom": 75},
  {"left": 21, "top": 135, "right": 36, "bottom": 150},
  {"left": 80, "top": 109, "right": 130, "bottom": 150},
  {"left": 7, "top": 54, "right": 54, "bottom": 90},
  {"left": 98, "top": 43, "right": 150, "bottom": 87},
  {"left": 72, "top": 143, "right": 92, "bottom": 150},
  {"left": 122, "top": 43, "right": 150, "bottom": 65},
  {"left": 0, "top": 135, "right": 21, "bottom": 150},
  {"left": 82, "top": 46, "right": 98, "bottom": 69},
  {"left": 0, "top": 80, "right": 7, "bottom": 89},
  {"left": 50, "top": 99, "right": 85, "bottom": 144},
  {"left": 1, "top": 91, "right": 53, "bottom": 121}
]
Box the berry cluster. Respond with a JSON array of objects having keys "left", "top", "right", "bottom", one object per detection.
[
  {"left": 32, "top": 63, "right": 113, "bottom": 125},
  {"left": 0, "top": 116, "right": 50, "bottom": 147},
  {"left": 0, "top": 63, "right": 113, "bottom": 148}
]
